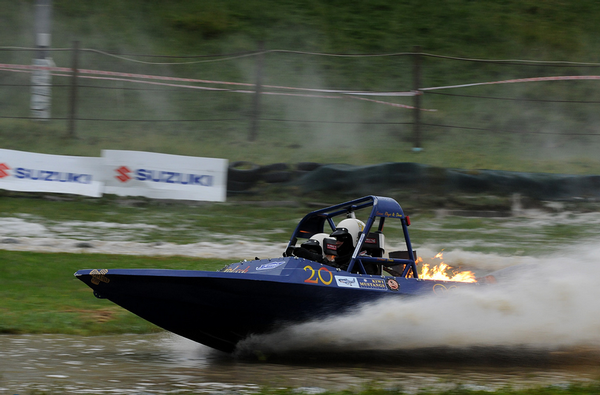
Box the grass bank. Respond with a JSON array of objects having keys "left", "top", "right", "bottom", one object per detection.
[
  {"left": 0, "top": 250, "right": 229, "bottom": 335},
  {"left": 3, "top": 1, "right": 600, "bottom": 174}
]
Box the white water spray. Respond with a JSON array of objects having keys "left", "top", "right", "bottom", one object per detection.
[{"left": 238, "top": 243, "right": 600, "bottom": 354}]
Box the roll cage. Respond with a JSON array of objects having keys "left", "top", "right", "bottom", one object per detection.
[{"left": 285, "top": 195, "right": 419, "bottom": 278}]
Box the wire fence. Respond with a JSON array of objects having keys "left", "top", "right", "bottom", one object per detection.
[{"left": 1, "top": 44, "right": 600, "bottom": 148}]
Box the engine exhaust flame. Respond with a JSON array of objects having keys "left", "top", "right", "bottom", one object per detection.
[{"left": 418, "top": 252, "right": 476, "bottom": 282}]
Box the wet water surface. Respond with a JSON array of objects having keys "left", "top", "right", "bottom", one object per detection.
[
  {"left": 4, "top": 213, "right": 600, "bottom": 394},
  {"left": 2, "top": 333, "right": 600, "bottom": 394}
]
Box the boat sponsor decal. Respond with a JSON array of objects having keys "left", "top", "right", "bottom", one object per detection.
[
  {"left": 90, "top": 269, "right": 110, "bottom": 285},
  {"left": 373, "top": 257, "right": 395, "bottom": 263},
  {"left": 256, "top": 261, "right": 285, "bottom": 271},
  {"left": 335, "top": 276, "right": 359, "bottom": 288},
  {"left": 325, "top": 240, "right": 339, "bottom": 251},
  {"left": 386, "top": 278, "right": 400, "bottom": 291},
  {"left": 222, "top": 264, "right": 250, "bottom": 273},
  {"left": 335, "top": 276, "right": 387, "bottom": 290},
  {"left": 375, "top": 210, "right": 403, "bottom": 218},
  {"left": 357, "top": 278, "right": 387, "bottom": 290},
  {"left": 433, "top": 283, "right": 458, "bottom": 294},
  {"left": 303, "top": 266, "right": 333, "bottom": 285}
]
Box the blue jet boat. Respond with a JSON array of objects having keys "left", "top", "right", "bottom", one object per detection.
[{"left": 75, "top": 195, "right": 478, "bottom": 353}]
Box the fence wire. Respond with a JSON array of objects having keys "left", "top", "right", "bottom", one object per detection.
[{"left": 1, "top": 45, "right": 600, "bottom": 143}]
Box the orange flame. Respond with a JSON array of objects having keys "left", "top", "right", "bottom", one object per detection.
[{"left": 418, "top": 252, "right": 477, "bottom": 283}]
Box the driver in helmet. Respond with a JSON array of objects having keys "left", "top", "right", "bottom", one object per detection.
[
  {"left": 326, "top": 218, "right": 364, "bottom": 270},
  {"left": 293, "top": 233, "right": 329, "bottom": 263}
]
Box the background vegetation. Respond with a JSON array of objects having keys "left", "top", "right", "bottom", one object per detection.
[{"left": 2, "top": 0, "right": 600, "bottom": 174}]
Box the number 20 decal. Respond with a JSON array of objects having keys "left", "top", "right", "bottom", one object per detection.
[{"left": 303, "top": 266, "right": 333, "bottom": 285}]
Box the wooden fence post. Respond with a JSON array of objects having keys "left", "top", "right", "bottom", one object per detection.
[
  {"left": 67, "top": 40, "right": 79, "bottom": 138},
  {"left": 412, "top": 45, "right": 422, "bottom": 151}
]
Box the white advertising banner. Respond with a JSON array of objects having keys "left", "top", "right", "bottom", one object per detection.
[
  {"left": 102, "top": 150, "right": 228, "bottom": 202},
  {"left": 0, "top": 148, "right": 104, "bottom": 197}
]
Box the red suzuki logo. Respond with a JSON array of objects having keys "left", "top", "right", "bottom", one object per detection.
[
  {"left": 115, "top": 166, "right": 132, "bottom": 183},
  {"left": 0, "top": 163, "right": 10, "bottom": 179}
]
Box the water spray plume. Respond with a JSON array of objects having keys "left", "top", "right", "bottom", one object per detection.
[{"left": 238, "top": 244, "right": 600, "bottom": 355}]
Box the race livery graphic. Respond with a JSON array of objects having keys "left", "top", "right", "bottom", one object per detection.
[
  {"left": 335, "top": 276, "right": 387, "bottom": 290},
  {"left": 386, "top": 278, "right": 400, "bottom": 291},
  {"left": 335, "top": 276, "right": 359, "bottom": 288},
  {"left": 256, "top": 261, "right": 286, "bottom": 271}
]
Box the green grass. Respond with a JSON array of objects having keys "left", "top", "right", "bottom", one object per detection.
[
  {"left": 0, "top": 250, "right": 230, "bottom": 335},
  {"left": 3, "top": 1, "right": 600, "bottom": 174}
]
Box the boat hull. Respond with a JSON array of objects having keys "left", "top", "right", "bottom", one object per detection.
[
  {"left": 76, "top": 269, "right": 395, "bottom": 352},
  {"left": 75, "top": 257, "right": 476, "bottom": 353}
]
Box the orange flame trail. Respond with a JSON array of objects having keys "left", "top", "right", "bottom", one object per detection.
[{"left": 418, "top": 252, "right": 476, "bottom": 283}]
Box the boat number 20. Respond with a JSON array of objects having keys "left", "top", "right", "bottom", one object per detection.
[{"left": 303, "top": 266, "right": 333, "bottom": 285}]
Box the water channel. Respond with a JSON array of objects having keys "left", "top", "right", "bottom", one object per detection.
[
  {"left": 3, "top": 209, "right": 600, "bottom": 394},
  {"left": 2, "top": 333, "right": 600, "bottom": 395}
]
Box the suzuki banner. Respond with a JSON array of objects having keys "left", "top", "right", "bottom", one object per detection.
[
  {"left": 102, "top": 150, "right": 228, "bottom": 202},
  {"left": 0, "top": 148, "right": 104, "bottom": 197}
]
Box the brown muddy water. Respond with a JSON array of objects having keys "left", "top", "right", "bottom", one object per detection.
[{"left": 1, "top": 333, "right": 600, "bottom": 395}]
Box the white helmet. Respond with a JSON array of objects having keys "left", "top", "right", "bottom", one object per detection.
[
  {"left": 305, "top": 233, "right": 330, "bottom": 256},
  {"left": 309, "top": 232, "right": 330, "bottom": 246},
  {"left": 332, "top": 218, "right": 365, "bottom": 247}
]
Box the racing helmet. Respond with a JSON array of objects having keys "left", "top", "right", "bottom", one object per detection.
[
  {"left": 331, "top": 218, "right": 365, "bottom": 247},
  {"left": 301, "top": 232, "right": 330, "bottom": 256}
]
